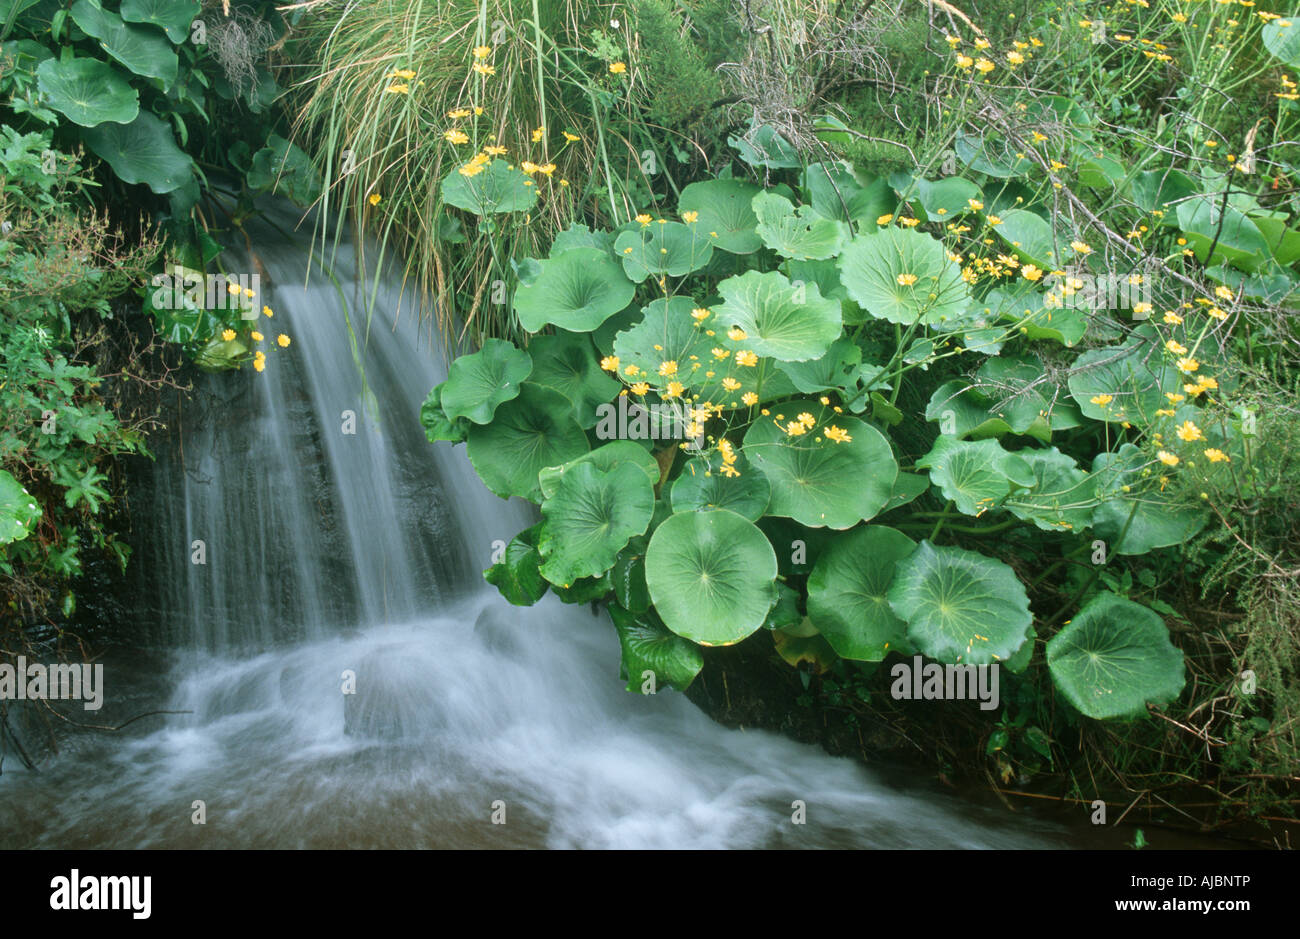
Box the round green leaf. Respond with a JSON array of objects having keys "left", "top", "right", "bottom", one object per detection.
[
  {"left": 742, "top": 402, "right": 897, "bottom": 529},
  {"left": 1263, "top": 15, "right": 1300, "bottom": 67},
  {"left": 774, "top": 337, "right": 863, "bottom": 394},
  {"left": 538, "top": 440, "right": 661, "bottom": 501},
  {"left": 1067, "top": 335, "right": 1179, "bottom": 423},
  {"left": 751, "top": 191, "right": 850, "bottom": 260},
  {"left": 82, "top": 110, "right": 194, "bottom": 193},
  {"left": 0, "top": 468, "right": 41, "bottom": 546},
  {"left": 608, "top": 604, "right": 704, "bottom": 692},
  {"left": 888, "top": 541, "right": 1032, "bottom": 665},
  {"left": 955, "top": 131, "right": 1034, "bottom": 178},
  {"left": 807, "top": 525, "right": 916, "bottom": 661},
  {"left": 611, "top": 297, "right": 712, "bottom": 385},
  {"left": 525, "top": 331, "right": 620, "bottom": 428},
  {"left": 715, "top": 269, "right": 841, "bottom": 362},
  {"left": 1046, "top": 592, "right": 1185, "bottom": 719},
  {"left": 1089, "top": 444, "right": 1208, "bottom": 554},
  {"left": 916, "top": 436, "right": 1035, "bottom": 516},
  {"left": 645, "top": 508, "right": 778, "bottom": 646},
  {"left": 120, "top": 0, "right": 200, "bottom": 42},
  {"left": 465, "top": 382, "right": 589, "bottom": 502},
  {"left": 991, "top": 208, "right": 1061, "bottom": 269},
  {"left": 441, "top": 158, "right": 538, "bottom": 214},
  {"left": 911, "top": 176, "right": 983, "bottom": 218},
  {"left": 670, "top": 454, "right": 770, "bottom": 521},
  {"left": 247, "top": 135, "right": 322, "bottom": 207},
  {"left": 484, "top": 525, "right": 548, "bottom": 606},
  {"left": 441, "top": 338, "right": 532, "bottom": 425},
  {"left": 838, "top": 227, "right": 969, "bottom": 325},
  {"left": 71, "top": 0, "right": 178, "bottom": 87},
  {"left": 537, "top": 462, "right": 655, "bottom": 587},
  {"left": 678, "top": 178, "right": 762, "bottom": 253},
  {"left": 1004, "top": 447, "right": 1098, "bottom": 533},
  {"left": 36, "top": 56, "right": 139, "bottom": 127},
  {"left": 613, "top": 221, "right": 713, "bottom": 282},
  {"left": 513, "top": 247, "right": 634, "bottom": 333}
]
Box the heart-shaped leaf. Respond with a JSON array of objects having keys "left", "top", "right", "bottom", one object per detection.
[
  {"left": 440, "top": 338, "right": 532, "bottom": 424},
  {"left": 1089, "top": 444, "right": 1208, "bottom": 554},
  {"left": 1263, "top": 15, "right": 1300, "bottom": 67},
  {"left": 247, "top": 135, "right": 321, "bottom": 206},
  {"left": 888, "top": 541, "right": 1032, "bottom": 665},
  {"left": 441, "top": 158, "right": 538, "bottom": 214},
  {"left": 513, "top": 247, "right": 635, "bottom": 332},
  {"left": 729, "top": 123, "right": 802, "bottom": 168},
  {"left": 917, "top": 436, "right": 1035, "bottom": 516},
  {"left": 120, "top": 0, "right": 201, "bottom": 42},
  {"left": 838, "top": 227, "right": 969, "bottom": 325},
  {"left": 525, "top": 331, "right": 620, "bottom": 428},
  {"left": 537, "top": 462, "right": 655, "bottom": 586},
  {"left": 1003, "top": 446, "right": 1098, "bottom": 532},
  {"left": 484, "top": 524, "right": 548, "bottom": 605},
  {"left": 774, "top": 337, "right": 863, "bottom": 393},
  {"left": 807, "top": 525, "right": 916, "bottom": 661},
  {"left": 1067, "top": 333, "right": 1180, "bottom": 423},
  {"left": 991, "top": 208, "right": 1061, "bottom": 269},
  {"left": 1046, "top": 592, "right": 1185, "bottom": 719},
  {"left": 645, "top": 508, "right": 778, "bottom": 645},
  {"left": 678, "top": 178, "right": 762, "bottom": 253},
  {"left": 670, "top": 453, "right": 770, "bottom": 520},
  {"left": 538, "top": 440, "right": 661, "bottom": 501},
  {"left": 803, "top": 161, "right": 895, "bottom": 228},
  {"left": 71, "top": 0, "right": 178, "bottom": 87},
  {"left": 715, "top": 269, "right": 841, "bottom": 362},
  {"left": 751, "top": 190, "right": 850, "bottom": 260},
  {"left": 743, "top": 401, "right": 898, "bottom": 528},
  {"left": 465, "top": 383, "right": 589, "bottom": 501},
  {"left": 36, "top": 56, "right": 139, "bottom": 127},
  {"left": 614, "top": 220, "right": 713, "bottom": 282},
  {"left": 82, "top": 110, "right": 194, "bottom": 193}
]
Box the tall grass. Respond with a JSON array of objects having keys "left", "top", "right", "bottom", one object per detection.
[{"left": 285, "top": 0, "right": 665, "bottom": 345}]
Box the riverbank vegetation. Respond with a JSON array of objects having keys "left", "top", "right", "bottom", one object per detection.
[{"left": 2, "top": 0, "right": 1297, "bottom": 842}]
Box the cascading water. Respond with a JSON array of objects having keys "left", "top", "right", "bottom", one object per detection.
[{"left": 0, "top": 212, "right": 1065, "bottom": 849}]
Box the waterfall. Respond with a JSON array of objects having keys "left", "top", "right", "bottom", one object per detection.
[{"left": 0, "top": 210, "right": 1060, "bottom": 849}]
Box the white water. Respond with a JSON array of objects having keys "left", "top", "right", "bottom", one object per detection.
[{"left": 0, "top": 217, "right": 1061, "bottom": 849}]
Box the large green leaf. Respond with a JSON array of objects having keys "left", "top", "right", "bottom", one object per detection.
[
  {"left": 916, "top": 436, "right": 1035, "bottom": 516},
  {"left": 807, "top": 525, "right": 916, "bottom": 661},
  {"left": 955, "top": 131, "right": 1034, "bottom": 178},
  {"left": 608, "top": 604, "right": 704, "bottom": 692},
  {"left": 537, "top": 462, "right": 654, "bottom": 586},
  {"left": 972, "top": 354, "right": 1082, "bottom": 440},
  {"left": 670, "top": 453, "right": 770, "bottom": 521},
  {"left": 525, "top": 331, "right": 620, "bottom": 428},
  {"left": 1004, "top": 447, "right": 1098, "bottom": 533},
  {"left": 838, "top": 227, "right": 968, "bottom": 325},
  {"left": 36, "top": 57, "right": 139, "bottom": 127},
  {"left": 419, "top": 381, "right": 470, "bottom": 444},
  {"left": 484, "top": 525, "right": 548, "bottom": 606},
  {"left": 743, "top": 401, "right": 897, "bottom": 529},
  {"left": 614, "top": 221, "right": 713, "bottom": 282},
  {"left": 1089, "top": 444, "right": 1207, "bottom": 554},
  {"left": 888, "top": 541, "right": 1032, "bottom": 665},
  {"left": 440, "top": 338, "right": 532, "bottom": 425},
  {"left": 82, "top": 110, "right": 193, "bottom": 193},
  {"left": 803, "top": 161, "right": 894, "bottom": 229},
  {"left": 991, "top": 208, "right": 1061, "bottom": 269},
  {"left": 751, "top": 191, "right": 849, "bottom": 260},
  {"left": 1067, "top": 334, "right": 1179, "bottom": 423},
  {"left": 729, "top": 123, "right": 802, "bottom": 168},
  {"left": 247, "top": 135, "right": 321, "bottom": 207},
  {"left": 677, "top": 178, "right": 762, "bottom": 254},
  {"left": 774, "top": 337, "right": 863, "bottom": 394},
  {"left": 441, "top": 158, "right": 538, "bottom": 214},
  {"left": 714, "top": 270, "right": 841, "bottom": 362},
  {"left": 1263, "top": 15, "right": 1300, "bottom": 67},
  {"left": 1130, "top": 168, "right": 1199, "bottom": 218},
  {"left": 1046, "top": 592, "right": 1185, "bottom": 719},
  {"left": 120, "top": 0, "right": 200, "bottom": 42},
  {"left": 538, "top": 440, "right": 661, "bottom": 501},
  {"left": 70, "top": 0, "right": 178, "bottom": 88},
  {"left": 0, "top": 468, "right": 41, "bottom": 546},
  {"left": 1176, "top": 194, "right": 1269, "bottom": 270},
  {"left": 909, "top": 175, "right": 983, "bottom": 219},
  {"left": 513, "top": 247, "right": 634, "bottom": 333},
  {"left": 465, "top": 383, "right": 589, "bottom": 502},
  {"left": 644, "top": 508, "right": 778, "bottom": 646}
]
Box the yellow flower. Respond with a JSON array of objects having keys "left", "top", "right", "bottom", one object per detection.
[
  {"left": 797, "top": 412, "right": 816, "bottom": 427},
  {"left": 727, "top": 327, "right": 747, "bottom": 341},
  {"left": 253, "top": 356, "right": 265, "bottom": 373},
  {"left": 877, "top": 213, "right": 894, "bottom": 225},
  {"left": 520, "top": 161, "right": 540, "bottom": 174},
  {"left": 444, "top": 129, "right": 470, "bottom": 145},
  {"left": 563, "top": 131, "right": 580, "bottom": 142},
  {"left": 635, "top": 213, "right": 652, "bottom": 225},
  {"left": 609, "top": 62, "right": 627, "bottom": 74},
  {"left": 1090, "top": 394, "right": 1114, "bottom": 407},
  {"left": 741, "top": 392, "right": 758, "bottom": 406},
  {"left": 392, "top": 69, "right": 417, "bottom": 80},
  {"left": 955, "top": 54, "right": 974, "bottom": 69},
  {"left": 721, "top": 377, "right": 742, "bottom": 391},
  {"left": 974, "top": 58, "right": 995, "bottom": 73},
  {"left": 784, "top": 420, "right": 808, "bottom": 436},
  {"left": 1070, "top": 240, "right": 1092, "bottom": 255},
  {"left": 600, "top": 355, "right": 619, "bottom": 372},
  {"left": 384, "top": 83, "right": 410, "bottom": 94},
  {"left": 472, "top": 63, "right": 495, "bottom": 76},
  {"left": 824, "top": 425, "right": 852, "bottom": 443},
  {"left": 447, "top": 108, "right": 471, "bottom": 119},
  {"left": 1165, "top": 339, "right": 1188, "bottom": 355},
  {"left": 538, "top": 163, "right": 556, "bottom": 176},
  {"left": 1166, "top": 392, "right": 1185, "bottom": 403},
  {"left": 222, "top": 329, "right": 236, "bottom": 341},
  {"left": 1176, "top": 420, "right": 1204, "bottom": 442},
  {"left": 986, "top": 214, "right": 1002, "bottom": 226},
  {"left": 473, "top": 45, "right": 492, "bottom": 59},
  {"left": 1163, "top": 311, "right": 1183, "bottom": 325},
  {"left": 1021, "top": 264, "right": 1043, "bottom": 281},
  {"left": 243, "top": 287, "right": 255, "bottom": 299},
  {"left": 899, "top": 217, "right": 920, "bottom": 228},
  {"left": 227, "top": 283, "right": 241, "bottom": 296},
  {"left": 1204, "top": 448, "right": 1230, "bottom": 463},
  {"left": 974, "top": 38, "right": 991, "bottom": 50},
  {"left": 665, "top": 381, "right": 684, "bottom": 398},
  {"left": 968, "top": 199, "right": 984, "bottom": 211},
  {"left": 682, "top": 210, "right": 699, "bottom": 224},
  {"left": 277, "top": 334, "right": 290, "bottom": 348},
  {"left": 1207, "top": 306, "right": 1228, "bottom": 320},
  {"left": 262, "top": 306, "right": 273, "bottom": 317},
  {"left": 710, "top": 347, "right": 729, "bottom": 360},
  {"left": 1176, "top": 357, "right": 1199, "bottom": 373},
  {"left": 1157, "top": 450, "right": 1180, "bottom": 466},
  {"left": 691, "top": 308, "right": 711, "bottom": 321},
  {"left": 1007, "top": 51, "right": 1025, "bottom": 65},
  {"left": 483, "top": 145, "right": 507, "bottom": 156},
  {"left": 1215, "top": 285, "right": 1234, "bottom": 300},
  {"left": 630, "top": 381, "right": 650, "bottom": 395},
  {"left": 658, "top": 360, "right": 678, "bottom": 377},
  {"left": 251, "top": 331, "right": 264, "bottom": 342},
  {"left": 896, "top": 273, "right": 918, "bottom": 286},
  {"left": 735, "top": 350, "right": 758, "bottom": 367},
  {"left": 369, "top": 194, "right": 382, "bottom": 206},
  {"left": 624, "top": 364, "right": 641, "bottom": 377}
]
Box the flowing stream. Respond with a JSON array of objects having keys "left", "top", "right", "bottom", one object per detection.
[{"left": 0, "top": 214, "right": 1079, "bottom": 849}]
